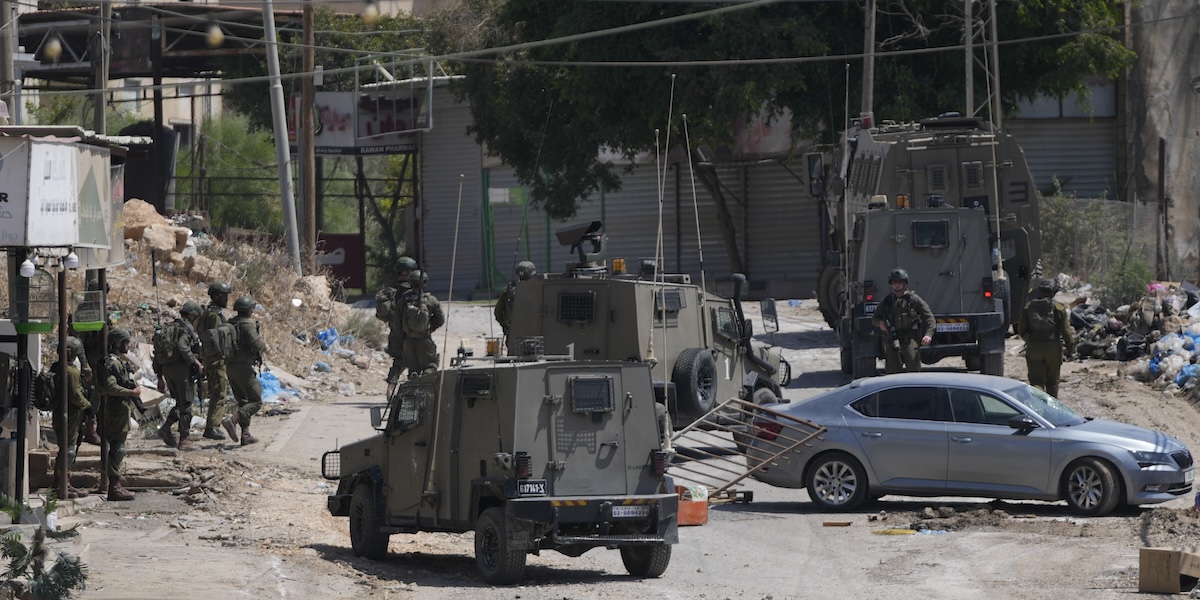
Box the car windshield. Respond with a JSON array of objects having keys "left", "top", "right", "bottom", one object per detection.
[{"left": 1004, "top": 383, "right": 1087, "bottom": 427}]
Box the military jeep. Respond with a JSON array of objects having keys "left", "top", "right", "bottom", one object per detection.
[
  {"left": 506, "top": 220, "right": 792, "bottom": 428},
  {"left": 322, "top": 357, "right": 679, "bottom": 584}
]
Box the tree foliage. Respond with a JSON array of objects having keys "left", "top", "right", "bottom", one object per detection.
[
  {"left": 427, "top": 0, "right": 1134, "bottom": 220},
  {"left": 174, "top": 113, "right": 284, "bottom": 233}
]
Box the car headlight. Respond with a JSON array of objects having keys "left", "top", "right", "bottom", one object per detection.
[{"left": 1129, "top": 451, "right": 1175, "bottom": 468}]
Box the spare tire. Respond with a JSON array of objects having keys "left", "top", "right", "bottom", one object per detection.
[{"left": 672, "top": 348, "right": 717, "bottom": 420}]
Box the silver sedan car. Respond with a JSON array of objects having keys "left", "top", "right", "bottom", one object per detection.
[{"left": 748, "top": 373, "right": 1194, "bottom": 516}]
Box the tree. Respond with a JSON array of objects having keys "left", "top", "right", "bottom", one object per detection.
[
  {"left": 428, "top": 0, "right": 1133, "bottom": 271},
  {"left": 174, "top": 113, "right": 284, "bottom": 233},
  {"left": 0, "top": 493, "right": 87, "bottom": 600}
]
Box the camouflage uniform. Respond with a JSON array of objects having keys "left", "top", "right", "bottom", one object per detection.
[
  {"left": 380, "top": 278, "right": 412, "bottom": 384},
  {"left": 223, "top": 302, "right": 268, "bottom": 445},
  {"left": 872, "top": 289, "right": 935, "bottom": 374},
  {"left": 49, "top": 360, "right": 88, "bottom": 465},
  {"left": 495, "top": 261, "right": 535, "bottom": 355},
  {"left": 401, "top": 272, "right": 445, "bottom": 376},
  {"left": 1017, "top": 282, "right": 1075, "bottom": 397},
  {"left": 102, "top": 351, "right": 139, "bottom": 479},
  {"left": 153, "top": 315, "right": 203, "bottom": 448},
  {"left": 200, "top": 303, "right": 230, "bottom": 436}
]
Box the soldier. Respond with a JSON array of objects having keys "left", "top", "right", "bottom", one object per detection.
[
  {"left": 71, "top": 279, "right": 108, "bottom": 446},
  {"left": 378, "top": 256, "right": 417, "bottom": 398},
  {"left": 200, "top": 282, "right": 232, "bottom": 440},
  {"left": 51, "top": 336, "right": 90, "bottom": 499},
  {"left": 871, "top": 268, "right": 935, "bottom": 374},
  {"left": 401, "top": 270, "right": 445, "bottom": 377},
  {"left": 154, "top": 301, "right": 204, "bottom": 451},
  {"left": 495, "top": 261, "right": 535, "bottom": 355},
  {"left": 101, "top": 328, "right": 143, "bottom": 501},
  {"left": 221, "top": 296, "right": 267, "bottom": 446},
  {"left": 1017, "top": 278, "right": 1075, "bottom": 397}
]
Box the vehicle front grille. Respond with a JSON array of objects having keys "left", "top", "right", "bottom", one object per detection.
[{"left": 1172, "top": 450, "right": 1193, "bottom": 469}]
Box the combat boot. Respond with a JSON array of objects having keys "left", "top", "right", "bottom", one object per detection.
[
  {"left": 239, "top": 423, "right": 259, "bottom": 446},
  {"left": 107, "top": 477, "right": 135, "bottom": 501},
  {"left": 202, "top": 427, "right": 226, "bottom": 441},
  {"left": 81, "top": 418, "right": 101, "bottom": 446},
  {"left": 157, "top": 414, "right": 178, "bottom": 448},
  {"left": 221, "top": 414, "right": 240, "bottom": 443},
  {"left": 176, "top": 431, "right": 199, "bottom": 451}
]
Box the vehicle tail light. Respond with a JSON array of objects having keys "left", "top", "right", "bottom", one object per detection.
[
  {"left": 982, "top": 277, "right": 994, "bottom": 299},
  {"left": 755, "top": 420, "right": 783, "bottom": 442},
  {"left": 864, "top": 280, "right": 877, "bottom": 302},
  {"left": 515, "top": 451, "right": 532, "bottom": 479},
  {"left": 651, "top": 450, "right": 669, "bottom": 477},
  {"left": 897, "top": 194, "right": 910, "bottom": 209}
]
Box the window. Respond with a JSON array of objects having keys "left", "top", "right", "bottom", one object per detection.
[
  {"left": 948, "top": 389, "right": 1023, "bottom": 425},
  {"left": 927, "top": 164, "right": 948, "bottom": 193},
  {"left": 962, "top": 161, "right": 984, "bottom": 190},
  {"left": 852, "top": 387, "right": 943, "bottom": 421},
  {"left": 570, "top": 376, "right": 613, "bottom": 414},
  {"left": 911, "top": 220, "right": 950, "bottom": 248},
  {"left": 714, "top": 307, "right": 740, "bottom": 340},
  {"left": 655, "top": 289, "right": 684, "bottom": 326},
  {"left": 458, "top": 374, "right": 492, "bottom": 407},
  {"left": 558, "top": 291, "right": 595, "bottom": 324},
  {"left": 393, "top": 386, "right": 432, "bottom": 430}
]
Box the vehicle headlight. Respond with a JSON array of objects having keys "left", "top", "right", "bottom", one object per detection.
[{"left": 1129, "top": 451, "right": 1174, "bottom": 468}]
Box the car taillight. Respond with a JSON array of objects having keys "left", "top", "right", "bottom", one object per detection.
[
  {"left": 755, "top": 420, "right": 783, "bottom": 442},
  {"left": 864, "top": 280, "right": 877, "bottom": 302},
  {"left": 651, "top": 450, "right": 669, "bottom": 476},
  {"left": 982, "top": 277, "right": 994, "bottom": 299},
  {"left": 515, "top": 451, "right": 532, "bottom": 479}
]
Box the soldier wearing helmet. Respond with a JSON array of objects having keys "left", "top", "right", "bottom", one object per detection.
[
  {"left": 222, "top": 295, "right": 268, "bottom": 446},
  {"left": 377, "top": 256, "right": 418, "bottom": 397},
  {"left": 68, "top": 279, "right": 111, "bottom": 447},
  {"left": 494, "top": 260, "right": 536, "bottom": 355},
  {"left": 51, "top": 336, "right": 90, "bottom": 498},
  {"left": 400, "top": 270, "right": 445, "bottom": 377},
  {"left": 101, "top": 327, "right": 143, "bottom": 501},
  {"left": 1017, "top": 278, "right": 1074, "bottom": 397},
  {"left": 199, "top": 282, "right": 233, "bottom": 440},
  {"left": 154, "top": 301, "right": 205, "bottom": 451},
  {"left": 871, "top": 268, "right": 935, "bottom": 374}
]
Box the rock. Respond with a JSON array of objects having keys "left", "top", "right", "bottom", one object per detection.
[
  {"left": 143, "top": 224, "right": 180, "bottom": 253},
  {"left": 294, "top": 275, "right": 331, "bottom": 306},
  {"left": 190, "top": 255, "right": 233, "bottom": 283},
  {"left": 937, "top": 506, "right": 955, "bottom": 518},
  {"left": 351, "top": 354, "right": 371, "bottom": 369},
  {"left": 174, "top": 227, "right": 192, "bottom": 252},
  {"left": 123, "top": 198, "right": 170, "bottom": 240},
  {"left": 920, "top": 507, "right": 938, "bottom": 519}
]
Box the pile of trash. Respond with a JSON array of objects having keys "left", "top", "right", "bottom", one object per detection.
[{"left": 1067, "top": 279, "right": 1200, "bottom": 393}]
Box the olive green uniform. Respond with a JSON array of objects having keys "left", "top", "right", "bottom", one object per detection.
[
  {"left": 379, "top": 280, "right": 411, "bottom": 383},
  {"left": 401, "top": 290, "right": 445, "bottom": 376},
  {"left": 872, "top": 290, "right": 936, "bottom": 374},
  {"left": 200, "top": 304, "right": 230, "bottom": 430},
  {"left": 153, "top": 318, "right": 202, "bottom": 439},
  {"left": 101, "top": 352, "right": 140, "bottom": 477},
  {"left": 1017, "top": 297, "right": 1074, "bottom": 397},
  {"left": 495, "top": 281, "right": 518, "bottom": 354},
  {"left": 228, "top": 315, "right": 267, "bottom": 427},
  {"left": 50, "top": 361, "right": 89, "bottom": 464}
]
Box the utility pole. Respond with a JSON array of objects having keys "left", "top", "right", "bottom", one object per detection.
[
  {"left": 0, "top": 0, "right": 12, "bottom": 119},
  {"left": 301, "top": 0, "right": 317, "bottom": 273},
  {"left": 988, "top": 0, "right": 1002, "bottom": 129},
  {"left": 263, "top": 0, "right": 303, "bottom": 275},
  {"left": 964, "top": 0, "right": 973, "bottom": 116},
  {"left": 861, "top": 0, "right": 876, "bottom": 127},
  {"left": 93, "top": 0, "right": 111, "bottom": 133}
]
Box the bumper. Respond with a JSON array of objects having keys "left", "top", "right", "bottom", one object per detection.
[
  {"left": 1126, "top": 466, "right": 1194, "bottom": 505},
  {"left": 507, "top": 493, "right": 680, "bottom": 547}
]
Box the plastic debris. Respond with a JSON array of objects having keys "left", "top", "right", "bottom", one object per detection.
[
  {"left": 313, "top": 361, "right": 332, "bottom": 373},
  {"left": 316, "top": 327, "right": 339, "bottom": 349}
]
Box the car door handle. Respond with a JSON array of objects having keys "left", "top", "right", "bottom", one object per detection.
[
  {"left": 951, "top": 436, "right": 972, "bottom": 443},
  {"left": 601, "top": 441, "right": 620, "bottom": 448},
  {"left": 860, "top": 432, "right": 882, "bottom": 438}
]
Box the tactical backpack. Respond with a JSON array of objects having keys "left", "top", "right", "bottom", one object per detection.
[
  {"left": 201, "top": 322, "right": 238, "bottom": 360},
  {"left": 402, "top": 294, "right": 432, "bottom": 337},
  {"left": 1026, "top": 298, "right": 1058, "bottom": 342},
  {"left": 32, "top": 370, "right": 56, "bottom": 411},
  {"left": 375, "top": 286, "right": 397, "bottom": 322},
  {"left": 153, "top": 323, "right": 182, "bottom": 365}
]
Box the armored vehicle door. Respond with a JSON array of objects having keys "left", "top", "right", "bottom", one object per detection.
[
  {"left": 891, "top": 212, "right": 965, "bottom": 313},
  {"left": 384, "top": 383, "right": 437, "bottom": 519},
  {"left": 541, "top": 365, "right": 630, "bottom": 495},
  {"left": 542, "top": 283, "right": 608, "bottom": 359}
]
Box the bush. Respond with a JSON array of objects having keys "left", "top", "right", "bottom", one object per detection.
[
  {"left": 1096, "top": 251, "right": 1154, "bottom": 309},
  {"left": 339, "top": 310, "right": 388, "bottom": 351}
]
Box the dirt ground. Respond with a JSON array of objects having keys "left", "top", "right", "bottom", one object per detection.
[{"left": 34, "top": 299, "right": 1200, "bottom": 599}]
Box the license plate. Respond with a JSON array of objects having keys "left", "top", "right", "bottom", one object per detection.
[
  {"left": 864, "top": 303, "right": 877, "bottom": 315},
  {"left": 1186, "top": 469, "right": 1195, "bottom": 484},
  {"left": 517, "top": 479, "right": 546, "bottom": 497},
  {"left": 612, "top": 505, "right": 651, "bottom": 518},
  {"left": 936, "top": 321, "right": 970, "bottom": 333}
]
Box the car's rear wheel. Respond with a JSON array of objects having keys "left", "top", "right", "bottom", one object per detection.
[
  {"left": 620, "top": 543, "right": 671, "bottom": 577},
  {"left": 349, "top": 483, "right": 390, "bottom": 559},
  {"left": 673, "top": 348, "right": 717, "bottom": 420},
  {"left": 1063, "top": 458, "right": 1121, "bottom": 516},
  {"left": 475, "top": 507, "right": 527, "bottom": 584},
  {"left": 806, "top": 452, "right": 868, "bottom": 511}
]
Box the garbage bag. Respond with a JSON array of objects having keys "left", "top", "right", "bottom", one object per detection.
[
  {"left": 259, "top": 371, "right": 283, "bottom": 398},
  {"left": 1175, "top": 364, "right": 1200, "bottom": 386},
  {"left": 316, "top": 327, "right": 339, "bottom": 350}
]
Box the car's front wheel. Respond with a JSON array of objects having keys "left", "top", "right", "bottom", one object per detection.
[
  {"left": 806, "top": 452, "right": 868, "bottom": 511},
  {"left": 1063, "top": 458, "right": 1121, "bottom": 516},
  {"left": 349, "top": 483, "right": 390, "bottom": 559}
]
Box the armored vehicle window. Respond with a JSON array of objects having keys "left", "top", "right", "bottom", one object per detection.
[
  {"left": 867, "top": 155, "right": 881, "bottom": 191},
  {"left": 962, "top": 161, "right": 984, "bottom": 190},
  {"left": 394, "top": 386, "right": 432, "bottom": 430},
  {"left": 655, "top": 289, "right": 684, "bottom": 326},
  {"left": 715, "top": 307, "right": 739, "bottom": 340},
  {"left": 558, "top": 291, "right": 596, "bottom": 324},
  {"left": 927, "top": 164, "right": 948, "bottom": 193},
  {"left": 570, "top": 376, "right": 614, "bottom": 414},
  {"left": 459, "top": 374, "right": 492, "bottom": 406},
  {"left": 911, "top": 220, "right": 950, "bottom": 248}
]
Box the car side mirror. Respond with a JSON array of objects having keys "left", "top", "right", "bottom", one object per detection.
[
  {"left": 1007, "top": 414, "right": 1040, "bottom": 430},
  {"left": 370, "top": 405, "right": 386, "bottom": 431},
  {"left": 760, "top": 298, "right": 779, "bottom": 334}
]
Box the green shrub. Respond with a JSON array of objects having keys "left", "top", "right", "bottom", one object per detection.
[
  {"left": 340, "top": 310, "right": 388, "bottom": 351},
  {"left": 1095, "top": 250, "right": 1154, "bottom": 309}
]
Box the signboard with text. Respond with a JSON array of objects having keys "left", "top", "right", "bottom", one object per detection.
[{"left": 287, "top": 83, "right": 430, "bottom": 156}]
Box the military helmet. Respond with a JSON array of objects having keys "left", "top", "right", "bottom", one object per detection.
[
  {"left": 515, "top": 261, "right": 536, "bottom": 280},
  {"left": 233, "top": 295, "right": 256, "bottom": 315},
  {"left": 208, "top": 282, "right": 232, "bottom": 297},
  {"left": 180, "top": 301, "right": 203, "bottom": 317},
  {"left": 408, "top": 269, "right": 428, "bottom": 288},
  {"left": 109, "top": 327, "right": 131, "bottom": 346},
  {"left": 1038, "top": 278, "right": 1056, "bottom": 293},
  {"left": 86, "top": 279, "right": 109, "bottom": 293},
  {"left": 394, "top": 256, "right": 417, "bottom": 274},
  {"left": 888, "top": 268, "right": 909, "bottom": 283},
  {"left": 66, "top": 336, "right": 85, "bottom": 358}
]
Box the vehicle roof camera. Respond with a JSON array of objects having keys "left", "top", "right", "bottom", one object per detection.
[{"left": 555, "top": 220, "right": 606, "bottom": 269}]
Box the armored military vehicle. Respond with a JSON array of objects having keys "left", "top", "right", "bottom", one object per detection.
[
  {"left": 322, "top": 356, "right": 679, "bottom": 585},
  {"left": 505, "top": 220, "right": 792, "bottom": 428},
  {"left": 810, "top": 114, "right": 1041, "bottom": 378}
]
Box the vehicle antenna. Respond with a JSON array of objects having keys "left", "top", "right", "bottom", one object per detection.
[{"left": 682, "top": 114, "right": 707, "bottom": 307}]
